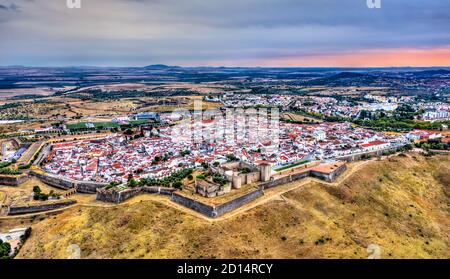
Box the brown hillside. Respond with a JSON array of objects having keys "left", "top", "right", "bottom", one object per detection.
[{"left": 8, "top": 154, "right": 450, "bottom": 259}]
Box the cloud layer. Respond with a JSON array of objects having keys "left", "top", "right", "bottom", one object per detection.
[{"left": 0, "top": 0, "right": 449, "bottom": 66}]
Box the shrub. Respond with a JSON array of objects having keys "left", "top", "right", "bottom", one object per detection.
[
  {"left": 172, "top": 181, "right": 183, "bottom": 189},
  {"left": 0, "top": 168, "right": 22, "bottom": 175},
  {"left": 201, "top": 162, "right": 209, "bottom": 169},
  {"left": 0, "top": 240, "right": 11, "bottom": 259},
  {"left": 238, "top": 167, "right": 251, "bottom": 174},
  {"left": 32, "top": 186, "right": 41, "bottom": 194},
  {"left": 225, "top": 154, "right": 239, "bottom": 162}
]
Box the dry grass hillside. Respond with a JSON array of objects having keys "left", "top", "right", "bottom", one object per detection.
[{"left": 7, "top": 154, "right": 450, "bottom": 259}]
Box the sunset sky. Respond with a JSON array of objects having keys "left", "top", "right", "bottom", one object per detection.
[{"left": 0, "top": 0, "right": 449, "bottom": 67}]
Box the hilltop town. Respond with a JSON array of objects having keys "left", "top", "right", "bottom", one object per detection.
[{"left": 0, "top": 66, "right": 449, "bottom": 259}]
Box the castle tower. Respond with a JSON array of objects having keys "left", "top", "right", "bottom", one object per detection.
[
  {"left": 232, "top": 175, "right": 242, "bottom": 189},
  {"left": 260, "top": 163, "right": 272, "bottom": 182}
]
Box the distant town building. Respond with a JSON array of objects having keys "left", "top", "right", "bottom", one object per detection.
[
  {"left": 86, "top": 122, "right": 95, "bottom": 129},
  {"left": 112, "top": 115, "right": 130, "bottom": 124},
  {"left": 360, "top": 140, "right": 389, "bottom": 151},
  {"left": 422, "top": 110, "right": 449, "bottom": 121},
  {"left": 133, "top": 112, "right": 160, "bottom": 122},
  {"left": 0, "top": 228, "right": 28, "bottom": 257},
  {"left": 313, "top": 129, "right": 326, "bottom": 141},
  {"left": 363, "top": 102, "right": 398, "bottom": 111}
]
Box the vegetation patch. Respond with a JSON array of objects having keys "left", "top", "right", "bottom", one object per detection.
[{"left": 275, "top": 160, "right": 309, "bottom": 172}]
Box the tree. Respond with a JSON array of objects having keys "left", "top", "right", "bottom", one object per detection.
[
  {"left": 128, "top": 178, "right": 138, "bottom": 188},
  {"left": 32, "top": 186, "right": 41, "bottom": 194},
  {"left": 124, "top": 129, "right": 133, "bottom": 135},
  {"left": 180, "top": 149, "right": 191, "bottom": 156},
  {"left": 225, "top": 154, "right": 239, "bottom": 162},
  {"left": 172, "top": 181, "right": 183, "bottom": 189},
  {"left": 127, "top": 174, "right": 134, "bottom": 182},
  {"left": 201, "top": 162, "right": 209, "bottom": 170},
  {"left": 0, "top": 239, "right": 11, "bottom": 259}
]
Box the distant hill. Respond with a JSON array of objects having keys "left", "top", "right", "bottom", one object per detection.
[
  {"left": 143, "top": 64, "right": 181, "bottom": 70},
  {"left": 304, "top": 71, "right": 379, "bottom": 86},
  {"left": 411, "top": 69, "right": 450, "bottom": 77}
]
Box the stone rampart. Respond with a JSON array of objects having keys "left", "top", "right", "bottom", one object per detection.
[{"left": 8, "top": 200, "right": 76, "bottom": 215}]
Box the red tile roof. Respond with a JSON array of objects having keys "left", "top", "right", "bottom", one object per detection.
[{"left": 361, "top": 140, "right": 388, "bottom": 148}]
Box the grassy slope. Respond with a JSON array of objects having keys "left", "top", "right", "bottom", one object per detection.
[{"left": 11, "top": 154, "right": 450, "bottom": 259}]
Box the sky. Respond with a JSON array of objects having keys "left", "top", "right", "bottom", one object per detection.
[{"left": 0, "top": 0, "right": 450, "bottom": 67}]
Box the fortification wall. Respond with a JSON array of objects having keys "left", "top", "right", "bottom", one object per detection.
[
  {"left": 96, "top": 187, "right": 141, "bottom": 204},
  {"left": 261, "top": 170, "right": 310, "bottom": 189},
  {"left": 143, "top": 186, "right": 176, "bottom": 196},
  {"left": 95, "top": 161, "right": 348, "bottom": 218},
  {"left": 117, "top": 188, "right": 141, "bottom": 203},
  {"left": 243, "top": 171, "right": 261, "bottom": 184},
  {"left": 96, "top": 188, "right": 121, "bottom": 203},
  {"left": 231, "top": 175, "right": 242, "bottom": 189},
  {"left": 0, "top": 174, "right": 29, "bottom": 186},
  {"left": 195, "top": 179, "right": 226, "bottom": 197},
  {"left": 214, "top": 188, "right": 264, "bottom": 217},
  {"left": 171, "top": 193, "right": 216, "bottom": 217},
  {"left": 336, "top": 147, "right": 402, "bottom": 162},
  {"left": 96, "top": 186, "right": 177, "bottom": 203},
  {"left": 29, "top": 171, "right": 75, "bottom": 190},
  {"left": 30, "top": 170, "right": 106, "bottom": 193},
  {"left": 310, "top": 164, "right": 347, "bottom": 182},
  {"left": 141, "top": 186, "right": 159, "bottom": 194},
  {"left": 75, "top": 181, "right": 108, "bottom": 194},
  {"left": 240, "top": 161, "right": 258, "bottom": 171},
  {"left": 221, "top": 161, "right": 240, "bottom": 170},
  {"left": 8, "top": 200, "right": 76, "bottom": 215}
]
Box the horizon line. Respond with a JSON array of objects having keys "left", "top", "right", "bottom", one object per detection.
[{"left": 1, "top": 65, "right": 450, "bottom": 69}]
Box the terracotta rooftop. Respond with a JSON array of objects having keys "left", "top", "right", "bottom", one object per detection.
[{"left": 311, "top": 161, "right": 346, "bottom": 174}]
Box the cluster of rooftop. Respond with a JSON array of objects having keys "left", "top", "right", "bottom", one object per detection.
[{"left": 41, "top": 117, "right": 409, "bottom": 183}]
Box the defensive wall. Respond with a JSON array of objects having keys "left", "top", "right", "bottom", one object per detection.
[
  {"left": 0, "top": 174, "right": 29, "bottom": 186},
  {"left": 95, "top": 161, "right": 347, "bottom": 218},
  {"left": 96, "top": 183, "right": 263, "bottom": 218},
  {"left": 171, "top": 187, "right": 264, "bottom": 218},
  {"left": 261, "top": 162, "right": 347, "bottom": 189},
  {"left": 171, "top": 192, "right": 217, "bottom": 218},
  {"left": 96, "top": 186, "right": 177, "bottom": 204},
  {"left": 29, "top": 170, "right": 108, "bottom": 193},
  {"left": 310, "top": 164, "right": 347, "bottom": 182},
  {"left": 7, "top": 200, "right": 76, "bottom": 215},
  {"left": 336, "top": 146, "right": 403, "bottom": 162}
]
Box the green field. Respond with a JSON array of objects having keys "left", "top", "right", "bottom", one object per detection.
[
  {"left": 65, "top": 121, "right": 149, "bottom": 130},
  {"left": 275, "top": 160, "right": 309, "bottom": 172},
  {"left": 65, "top": 122, "right": 90, "bottom": 130},
  {"left": 128, "top": 120, "right": 147, "bottom": 125}
]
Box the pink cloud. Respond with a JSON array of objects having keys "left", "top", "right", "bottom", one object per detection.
[{"left": 206, "top": 48, "right": 450, "bottom": 67}]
